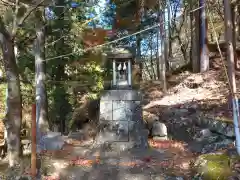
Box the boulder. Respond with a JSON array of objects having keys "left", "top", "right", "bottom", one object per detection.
[
  {"left": 68, "top": 131, "right": 84, "bottom": 140},
  {"left": 201, "top": 139, "right": 233, "bottom": 153},
  {"left": 194, "top": 154, "right": 231, "bottom": 179},
  {"left": 194, "top": 128, "right": 212, "bottom": 141},
  {"left": 39, "top": 132, "right": 65, "bottom": 152},
  {"left": 151, "top": 121, "right": 167, "bottom": 137}
]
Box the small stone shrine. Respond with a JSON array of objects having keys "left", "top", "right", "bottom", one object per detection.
[{"left": 95, "top": 47, "right": 148, "bottom": 151}]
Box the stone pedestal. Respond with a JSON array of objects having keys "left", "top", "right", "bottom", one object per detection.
[{"left": 95, "top": 90, "right": 149, "bottom": 151}]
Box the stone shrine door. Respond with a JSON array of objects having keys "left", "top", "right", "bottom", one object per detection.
[
  {"left": 116, "top": 61, "right": 128, "bottom": 86},
  {"left": 112, "top": 58, "right": 132, "bottom": 88}
]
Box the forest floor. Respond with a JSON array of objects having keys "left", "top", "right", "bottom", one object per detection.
[
  {"left": 2, "top": 58, "right": 240, "bottom": 179},
  {"left": 31, "top": 58, "right": 240, "bottom": 180}
]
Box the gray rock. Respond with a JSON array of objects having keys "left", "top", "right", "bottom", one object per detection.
[
  {"left": 165, "top": 176, "right": 184, "bottom": 180},
  {"left": 39, "top": 132, "right": 65, "bottom": 152},
  {"left": 200, "top": 129, "right": 212, "bottom": 138},
  {"left": 175, "top": 108, "right": 189, "bottom": 114},
  {"left": 223, "top": 126, "right": 235, "bottom": 137},
  {"left": 151, "top": 121, "right": 167, "bottom": 137},
  {"left": 194, "top": 129, "right": 212, "bottom": 141},
  {"left": 68, "top": 131, "right": 84, "bottom": 140},
  {"left": 202, "top": 139, "right": 233, "bottom": 153},
  {"left": 197, "top": 114, "right": 235, "bottom": 138}
]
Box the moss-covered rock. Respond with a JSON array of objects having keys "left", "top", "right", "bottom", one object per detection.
[{"left": 194, "top": 153, "right": 231, "bottom": 180}]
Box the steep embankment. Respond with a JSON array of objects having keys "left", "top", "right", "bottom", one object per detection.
[{"left": 141, "top": 58, "right": 240, "bottom": 179}]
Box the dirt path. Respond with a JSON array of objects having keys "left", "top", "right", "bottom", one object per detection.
[{"left": 39, "top": 141, "right": 194, "bottom": 180}]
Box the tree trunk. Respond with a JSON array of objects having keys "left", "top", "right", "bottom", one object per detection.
[
  {"left": 191, "top": 0, "right": 200, "bottom": 72},
  {"left": 223, "top": 0, "right": 238, "bottom": 130},
  {"left": 231, "top": 4, "right": 239, "bottom": 69},
  {"left": 156, "top": 29, "right": 160, "bottom": 79},
  {"left": 167, "top": 0, "right": 173, "bottom": 59},
  {"left": 35, "top": 16, "right": 49, "bottom": 136},
  {"left": 159, "top": 4, "right": 167, "bottom": 92},
  {"left": 0, "top": 34, "right": 22, "bottom": 167},
  {"left": 143, "top": 61, "right": 153, "bottom": 80},
  {"left": 238, "top": 5, "right": 240, "bottom": 39},
  {"left": 52, "top": 0, "right": 72, "bottom": 134},
  {"left": 199, "top": 0, "right": 209, "bottom": 72},
  {"left": 224, "top": 0, "right": 236, "bottom": 89},
  {"left": 150, "top": 34, "right": 156, "bottom": 80},
  {"left": 136, "top": 34, "right": 142, "bottom": 80},
  {"left": 190, "top": 0, "right": 194, "bottom": 69},
  {"left": 136, "top": 0, "right": 144, "bottom": 81},
  {"left": 164, "top": 7, "right": 170, "bottom": 71}
]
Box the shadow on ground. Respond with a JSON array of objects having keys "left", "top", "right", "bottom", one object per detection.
[{"left": 43, "top": 142, "right": 194, "bottom": 180}]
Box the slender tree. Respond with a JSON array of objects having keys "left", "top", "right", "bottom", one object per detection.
[
  {"left": 34, "top": 7, "right": 49, "bottom": 137},
  {"left": 0, "top": 1, "right": 45, "bottom": 167},
  {"left": 167, "top": 0, "right": 172, "bottom": 59},
  {"left": 159, "top": 0, "right": 167, "bottom": 92},
  {"left": 223, "top": 0, "right": 239, "bottom": 154},
  {"left": 231, "top": 3, "right": 239, "bottom": 69},
  {"left": 190, "top": 0, "right": 200, "bottom": 72},
  {"left": 156, "top": 26, "right": 160, "bottom": 79},
  {"left": 136, "top": 0, "right": 144, "bottom": 81}
]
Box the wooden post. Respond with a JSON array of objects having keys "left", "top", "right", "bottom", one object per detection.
[
  {"left": 199, "top": 0, "right": 209, "bottom": 72},
  {"left": 31, "top": 104, "right": 37, "bottom": 178}
]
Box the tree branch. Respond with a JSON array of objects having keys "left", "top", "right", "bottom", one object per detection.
[
  {"left": 17, "top": 0, "right": 46, "bottom": 27},
  {"left": 0, "top": 0, "right": 14, "bottom": 6},
  {"left": 12, "top": 0, "right": 20, "bottom": 37},
  {"left": 0, "top": 17, "right": 11, "bottom": 42}
]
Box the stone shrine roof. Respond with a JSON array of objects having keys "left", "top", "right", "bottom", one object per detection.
[{"left": 107, "top": 47, "right": 135, "bottom": 60}]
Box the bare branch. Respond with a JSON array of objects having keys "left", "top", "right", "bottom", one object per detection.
[
  {"left": 17, "top": 0, "right": 46, "bottom": 27},
  {"left": 0, "top": 16, "right": 11, "bottom": 41},
  {"left": 12, "top": 0, "right": 20, "bottom": 36},
  {"left": 0, "top": 0, "right": 14, "bottom": 6}
]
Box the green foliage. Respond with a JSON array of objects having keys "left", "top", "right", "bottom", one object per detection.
[
  {"left": 0, "top": 0, "right": 121, "bottom": 131},
  {"left": 20, "top": 82, "right": 34, "bottom": 106}
]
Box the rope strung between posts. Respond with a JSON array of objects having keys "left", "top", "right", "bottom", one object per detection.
[
  {"left": 44, "top": 4, "right": 212, "bottom": 62},
  {"left": 1, "top": 11, "right": 225, "bottom": 84},
  {"left": 206, "top": 3, "right": 234, "bottom": 98},
  {"left": 45, "top": 0, "right": 136, "bottom": 48}
]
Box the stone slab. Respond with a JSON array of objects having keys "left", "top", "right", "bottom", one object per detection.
[
  {"left": 100, "top": 90, "right": 142, "bottom": 101},
  {"left": 96, "top": 90, "right": 148, "bottom": 151},
  {"left": 99, "top": 101, "right": 113, "bottom": 121},
  {"left": 96, "top": 120, "right": 129, "bottom": 142}
]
